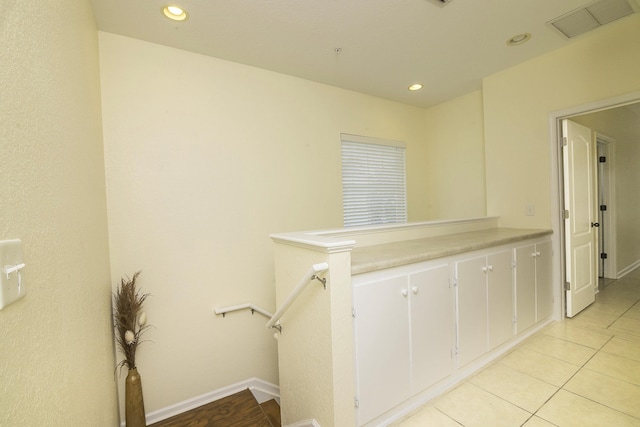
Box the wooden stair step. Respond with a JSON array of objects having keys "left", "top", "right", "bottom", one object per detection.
[
  {"left": 150, "top": 388, "right": 279, "bottom": 427},
  {"left": 260, "top": 399, "right": 281, "bottom": 427}
]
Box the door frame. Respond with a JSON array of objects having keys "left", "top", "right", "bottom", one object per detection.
[
  {"left": 596, "top": 133, "right": 617, "bottom": 280},
  {"left": 548, "top": 90, "right": 640, "bottom": 319}
]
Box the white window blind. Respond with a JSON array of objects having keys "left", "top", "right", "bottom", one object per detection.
[{"left": 341, "top": 134, "right": 407, "bottom": 227}]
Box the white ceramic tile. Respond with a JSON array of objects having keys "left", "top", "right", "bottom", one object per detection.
[
  {"left": 498, "top": 347, "right": 580, "bottom": 387},
  {"left": 585, "top": 351, "right": 640, "bottom": 386},
  {"left": 522, "top": 334, "right": 597, "bottom": 366},
  {"left": 468, "top": 363, "right": 558, "bottom": 413},
  {"left": 595, "top": 295, "right": 639, "bottom": 309},
  {"left": 601, "top": 336, "right": 640, "bottom": 362},
  {"left": 536, "top": 389, "right": 640, "bottom": 427},
  {"left": 568, "top": 308, "right": 621, "bottom": 331},
  {"left": 433, "top": 382, "right": 531, "bottom": 427},
  {"left": 522, "top": 416, "right": 559, "bottom": 427},
  {"left": 391, "top": 405, "right": 462, "bottom": 427},
  {"left": 624, "top": 303, "right": 640, "bottom": 321},
  {"left": 589, "top": 301, "right": 634, "bottom": 316},
  {"left": 564, "top": 369, "right": 640, "bottom": 419},
  {"left": 541, "top": 322, "right": 612, "bottom": 349},
  {"left": 609, "top": 317, "right": 640, "bottom": 338}
]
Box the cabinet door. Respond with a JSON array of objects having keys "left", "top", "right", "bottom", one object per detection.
[
  {"left": 456, "top": 255, "right": 487, "bottom": 367},
  {"left": 487, "top": 250, "right": 514, "bottom": 350},
  {"left": 536, "top": 240, "right": 553, "bottom": 321},
  {"left": 515, "top": 244, "right": 536, "bottom": 333},
  {"left": 409, "top": 263, "right": 454, "bottom": 393},
  {"left": 353, "top": 274, "right": 411, "bottom": 425}
]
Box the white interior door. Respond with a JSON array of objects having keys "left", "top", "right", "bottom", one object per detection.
[{"left": 562, "top": 119, "right": 597, "bottom": 317}]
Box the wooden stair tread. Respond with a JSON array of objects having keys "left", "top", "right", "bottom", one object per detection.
[
  {"left": 260, "top": 399, "right": 281, "bottom": 427},
  {"left": 150, "top": 389, "right": 277, "bottom": 427}
]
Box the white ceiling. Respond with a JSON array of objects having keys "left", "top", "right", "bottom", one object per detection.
[{"left": 90, "top": 0, "right": 638, "bottom": 108}]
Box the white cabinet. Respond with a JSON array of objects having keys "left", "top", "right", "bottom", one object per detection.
[
  {"left": 410, "top": 265, "right": 455, "bottom": 393},
  {"left": 353, "top": 261, "right": 453, "bottom": 426},
  {"left": 487, "top": 250, "right": 515, "bottom": 350},
  {"left": 514, "top": 244, "right": 536, "bottom": 333},
  {"left": 353, "top": 273, "right": 411, "bottom": 425},
  {"left": 455, "top": 255, "right": 488, "bottom": 367},
  {"left": 515, "top": 240, "right": 553, "bottom": 333},
  {"left": 456, "top": 249, "right": 513, "bottom": 367},
  {"left": 536, "top": 240, "right": 553, "bottom": 320},
  {"left": 352, "top": 236, "right": 551, "bottom": 425}
]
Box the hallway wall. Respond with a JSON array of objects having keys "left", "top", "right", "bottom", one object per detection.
[
  {"left": 483, "top": 14, "right": 640, "bottom": 229},
  {"left": 98, "top": 32, "right": 432, "bottom": 415},
  {"left": 0, "top": 1, "right": 117, "bottom": 425}
]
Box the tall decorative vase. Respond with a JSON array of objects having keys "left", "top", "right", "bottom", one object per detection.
[{"left": 125, "top": 368, "right": 146, "bottom": 427}]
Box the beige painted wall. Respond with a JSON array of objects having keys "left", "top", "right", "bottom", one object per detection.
[
  {"left": 0, "top": 1, "right": 118, "bottom": 426},
  {"left": 573, "top": 107, "right": 640, "bottom": 274},
  {"left": 483, "top": 14, "right": 640, "bottom": 229},
  {"left": 423, "top": 90, "right": 486, "bottom": 220},
  {"left": 98, "top": 32, "right": 432, "bottom": 415}
]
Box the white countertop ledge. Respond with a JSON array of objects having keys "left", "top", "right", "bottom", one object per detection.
[
  {"left": 270, "top": 218, "right": 551, "bottom": 273},
  {"left": 350, "top": 228, "right": 552, "bottom": 275}
]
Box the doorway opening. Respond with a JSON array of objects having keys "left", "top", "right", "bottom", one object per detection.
[
  {"left": 549, "top": 91, "right": 640, "bottom": 319},
  {"left": 596, "top": 134, "right": 616, "bottom": 281}
]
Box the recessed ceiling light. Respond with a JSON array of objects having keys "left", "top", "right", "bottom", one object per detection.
[
  {"left": 163, "top": 5, "right": 189, "bottom": 21},
  {"left": 408, "top": 83, "right": 424, "bottom": 91},
  {"left": 506, "top": 33, "right": 531, "bottom": 46}
]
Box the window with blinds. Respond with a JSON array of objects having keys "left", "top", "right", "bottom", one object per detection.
[{"left": 341, "top": 134, "right": 407, "bottom": 227}]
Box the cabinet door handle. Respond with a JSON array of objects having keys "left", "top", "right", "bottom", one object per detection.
[
  {"left": 482, "top": 266, "right": 488, "bottom": 273},
  {"left": 535, "top": 252, "right": 541, "bottom": 257},
  {"left": 401, "top": 288, "right": 408, "bottom": 297},
  {"left": 487, "top": 265, "right": 493, "bottom": 271},
  {"left": 412, "top": 286, "right": 419, "bottom": 295}
]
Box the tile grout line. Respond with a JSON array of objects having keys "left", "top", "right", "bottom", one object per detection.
[
  {"left": 524, "top": 276, "right": 640, "bottom": 425},
  {"left": 433, "top": 406, "right": 465, "bottom": 427},
  {"left": 531, "top": 291, "right": 640, "bottom": 424},
  {"left": 522, "top": 334, "right": 616, "bottom": 426}
]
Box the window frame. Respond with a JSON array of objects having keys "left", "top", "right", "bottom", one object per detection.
[{"left": 340, "top": 133, "right": 407, "bottom": 227}]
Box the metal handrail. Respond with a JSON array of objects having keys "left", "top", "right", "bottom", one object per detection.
[
  {"left": 215, "top": 303, "right": 273, "bottom": 319},
  {"left": 265, "top": 262, "right": 329, "bottom": 332}
]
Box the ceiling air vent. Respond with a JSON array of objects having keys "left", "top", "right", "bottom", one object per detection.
[
  {"left": 547, "top": 0, "right": 639, "bottom": 38},
  {"left": 426, "top": 0, "right": 453, "bottom": 7}
]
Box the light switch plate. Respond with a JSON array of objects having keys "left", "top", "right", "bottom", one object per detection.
[{"left": 0, "top": 239, "right": 26, "bottom": 310}]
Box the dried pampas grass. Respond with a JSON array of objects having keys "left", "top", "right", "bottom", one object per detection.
[{"left": 113, "top": 271, "right": 151, "bottom": 371}]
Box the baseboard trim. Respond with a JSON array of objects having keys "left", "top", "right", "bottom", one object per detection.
[
  {"left": 617, "top": 259, "right": 640, "bottom": 279},
  {"left": 141, "top": 377, "right": 280, "bottom": 426}
]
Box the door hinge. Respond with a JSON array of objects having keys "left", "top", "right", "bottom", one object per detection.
[
  {"left": 562, "top": 136, "right": 568, "bottom": 147},
  {"left": 563, "top": 210, "right": 570, "bottom": 219},
  {"left": 564, "top": 281, "right": 571, "bottom": 291},
  {"left": 354, "top": 397, "right": 359, "bottom": 408},
  {"left": 600, "top": 253, "right": 608, "bottom": 259},
  {"left": 599, "top": 156, "right": 607, "bottom": 163},
  {"left": 600, "top": 205, "right": 607, "bottom": 211}
]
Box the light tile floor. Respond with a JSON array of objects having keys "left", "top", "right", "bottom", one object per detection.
[{"left": 394, "top": 268, "right": 640, "bottom": 427}]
